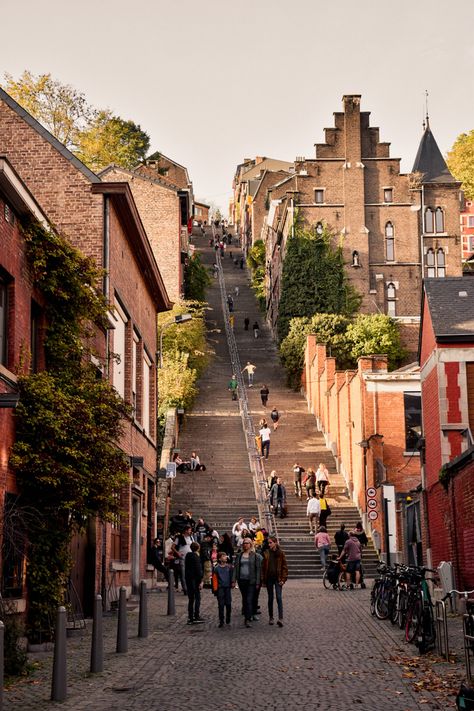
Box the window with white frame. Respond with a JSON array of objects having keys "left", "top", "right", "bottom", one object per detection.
[
  {"left": 314, "top": 189, "right": 324, "bottom": 204},
  {"left": 384, "top": 188, "right": 393, "bottom": 203},
  {"left": 425, "top": 207, "right": 445, "bottom": 234},
  {"left": 425, "top": 247, "right": 446, "bottom": 278},
  {"left": 435, "top": 207, "right": 444, "bottom": 233},
  {"left": 385, "top": 222, "right": 395, "bottom": 261},
  {"left": 112, "top": 299, "right": 127, "bottom": 399},
  {"left": 387, "top": 282, "right": 396, "bottom": 317},
  {"left": 142, "top": 351, "right": 151, "bottom": 436},
  {"left": 424, "top": 208, "right": 434, "bottom": 233},
  {"left": 132, "top": 330, "right": 139, "bottom": 416},
  {"left": 468, "top": 216, "right": 474, "bottom": 228}
]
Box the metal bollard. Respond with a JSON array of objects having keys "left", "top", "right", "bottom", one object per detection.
[
  {"left": 167, "top": 569, "right": 176, "bottom": 615},
  {"left": 138, "top": 580, "right": 148, "bottom": 638},
  {"left": 51, "top": 606, "right": 67, "bottom": 702},
  {"left": 0, "top": 621, "right": 4, "bottom": 711},
  {"left": 90, "top": 594, "right": 103, "bottom": 673},
  {"left": 116, "top": 586, "right": 128, "bottom": 653}
]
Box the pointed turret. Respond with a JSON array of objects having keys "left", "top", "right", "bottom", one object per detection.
[{"left": 412, "top": 119, "right": 456, "bottom": 184}]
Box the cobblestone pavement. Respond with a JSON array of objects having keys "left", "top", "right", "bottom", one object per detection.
[{"left": 5, "top": 581, "right": 467, "bottom": 710}]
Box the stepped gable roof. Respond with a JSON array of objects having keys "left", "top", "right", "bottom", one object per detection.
[
  {"left": 423, "top": 277, "right": 474, "bottom": 342},
  {"left": 0, "top": 87, "right": 100, "bottom": 184},
  {"left": 412, "top": 120, "right": 457, "bottom": 184}
]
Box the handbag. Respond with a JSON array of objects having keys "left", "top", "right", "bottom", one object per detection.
[{"left": 326, "top": 505, "right": 332, "bottom": 516}]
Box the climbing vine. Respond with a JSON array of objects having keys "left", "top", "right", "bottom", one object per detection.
[{"left": 10, "top": 219, "right": 130, "bottom": 642}]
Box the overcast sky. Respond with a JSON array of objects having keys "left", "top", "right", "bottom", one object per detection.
[{"left": 2, "top": 0, "right": 474, "bottom": 212}]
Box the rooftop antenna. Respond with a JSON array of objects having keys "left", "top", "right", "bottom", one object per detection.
[{"left": 424, "top": 90, "right": 429, "bottom": 129}]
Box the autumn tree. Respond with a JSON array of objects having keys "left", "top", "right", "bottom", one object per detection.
[
  {"left": 447, "top": 130, "right": 474, "bottom": 200},
  {"left": 75, "top": 110, "right": 150, "bottom": 172},
  {"left": 3, "top": 70, "right": 92, "bottom": 148}
]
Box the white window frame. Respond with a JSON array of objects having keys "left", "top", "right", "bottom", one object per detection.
[
  {"left": 132, "top": 330, "right": 139, "bottom": 417},
  {"left": 383, "top": 188, "right": 393, "bottom": 203},
  {"left": 385, "top": 222, "right": 395, "bottom": 261},
  {"left": 142, "top": 351, "right": 151, "bottom": 436},
  {"left": 387, "top": 282, "right": 396, "bottom": 317},
  {"left": 112, "top": 299, "right": 127, "bottom": 399}
]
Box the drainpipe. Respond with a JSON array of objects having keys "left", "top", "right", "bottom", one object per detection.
[
  {"left": 101, "top": 195, "right": 110, "bottom": 608},
  {"left": 420, "top": 185, "right": 425, "bottom": 279}
]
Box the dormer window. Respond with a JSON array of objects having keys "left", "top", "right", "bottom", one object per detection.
[
  {"left": 384, "top": 188, "right": 393, "bottom": 203},
  {"left": 385, "top": 222, "right": 395, "bottom": 261},
  {"left": 314, "top": 189, "right": 325, "bottom": 204}
]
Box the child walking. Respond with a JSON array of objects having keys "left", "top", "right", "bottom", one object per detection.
[{"left": 213, "top": 551, "right": 234, "bottom": 627}]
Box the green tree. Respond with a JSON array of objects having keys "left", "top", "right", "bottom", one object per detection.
[
  {"left": 446, "top": 130, "right": 474, "bottom": 200},
  {"left": 10, "top": 219, "right": 130, "bottom": 641},
  {"left": 246, "top": 239, "right": 266, "bottom": 310},
  {"left": 184, "top": 253, "right": 211, "bottom": 301},
  {"left": 3, "top": 70, "right": 93, "bottom": 148},
  {"left": 277, "top": 224, "right": 360, "bottom": 342},
  {"left": 346, "top": 314, "right": 405, "bottom": 369},
  {"left": 75, "top": 110, "right": 150, "bottom": 172}
]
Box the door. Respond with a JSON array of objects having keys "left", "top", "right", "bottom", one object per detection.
[{"left": 131, "top": 496, "right": 141, "bottom": 593}]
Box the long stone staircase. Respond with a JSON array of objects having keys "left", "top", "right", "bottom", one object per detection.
[{"left": 171, "top": 228, "right": 379, "bottom": 578}]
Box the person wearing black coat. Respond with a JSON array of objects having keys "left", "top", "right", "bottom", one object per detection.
[
  {"left": 185, "top": 542, "right": 204, "bottom": 624},
  {"left": 150, "top": 537, "right": 169, "bottom": 583}
]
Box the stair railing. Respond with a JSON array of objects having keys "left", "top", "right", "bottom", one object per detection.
[{"left": 215, "top": 247, "right": 277, "bottom": 538}]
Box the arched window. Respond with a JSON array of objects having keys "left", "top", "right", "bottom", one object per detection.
[
  {"left": 426, "top": 248, "right": 435, "bottom": 278},
  {"left": 424, "top": 208, "right": 434, "bottom": 233},
  {"left": 435, "top": 208, "right": 444, "bottom": 233},
  {"left": 385, "top": 222, "right": 394, "bottom": 261},
  {"left": 387, "top": 282, "right": 396, "bottom": 317},
  {"left": 437, "top": 248, "right": 446, "bottom": 277}
]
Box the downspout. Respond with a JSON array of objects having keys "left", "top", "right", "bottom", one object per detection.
[
  {"left": 420, "top": 185, "right": 425, "bottom": 279},
  {"left": 101, "top": 195, "right": 110, "bottom": 608}
]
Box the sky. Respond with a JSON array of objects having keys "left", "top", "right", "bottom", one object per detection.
[{"left": 2, "top": 0, "right": 474, "bottom": 212}]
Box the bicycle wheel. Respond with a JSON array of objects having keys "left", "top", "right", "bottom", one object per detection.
[
  {"left": 390, "top": 589, "right": 400, "bottom": 625},
  {"left": 398, "top": 589, "right": 408, "bottom": 630},
  {"left": 322, "top": 569, "right": 331, "bottom": 589},
  {"left": 370, "top": 581, "right": 379, "bottom": 615},
  {"left": 338, "top": 570, "right": 347, "bottom": 590},
  {"left": 405, "top": 597, "right": 422, "bottom": 643},
  {"left": 417, "top": 604, "right": 436, "bottom": 653},
  {"left": 375, "top": 584, "right": 392, "bottom": 620}
]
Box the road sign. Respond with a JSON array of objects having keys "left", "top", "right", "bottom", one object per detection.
[
  {"left": 367, "top": 498, "right": 377, "bottom": 510},
  {"left": 368, "top": 510, "right": 378, "bottom": 521},
  {"left": 166, "top": 462, "right": 177, "bottom": 479},
  {"left": 366, "top": 487, "right": 376, "bottom": 499}
]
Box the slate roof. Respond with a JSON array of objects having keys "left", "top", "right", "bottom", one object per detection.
[
  {"left": 412, "top": 120, "right": 457, "bottom": 184},
  {"left": 424, "top": 277, "right": 474, "bottom": 342}
]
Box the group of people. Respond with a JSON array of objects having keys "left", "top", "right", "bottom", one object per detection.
[
  {"left": 154, "top": 512, "right": 288, "bottom": 627},
  {"left": 318, "top": 522, "right": 368, "bottom": 589},
  {"left": 172, "top": 451, "right": 206, "bottom": 472},
  {"left": 293, "top": 462, "right": 330, "bottom": 499}
]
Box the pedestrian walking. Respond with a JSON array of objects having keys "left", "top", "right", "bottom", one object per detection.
[
  {"left": 229, "top": 314, "right": 234, "bottom": 329},
  {"left": 171, "top": 524, "right": 195, "bottom": 594},
  {"left": 242, "top": 361, "right": 256, "bottom": 387},
  {"left": 270, "top": 406, "right": 280, "bottom": 430},
  {"left": 259, "top": 421, "right": 271, "bottom": 459},
  {"left": 306, "top": 492, "right": 320, "bottom": 534},
  {"left": 315, "top": 526, "right": 331, "bottom": 568},
  {"left": 233, "top": 538, "right": 262, "bottom": 627},
  {"left": 335, "top": 523, "right": 349, "bottom": 555},
  {"left": 240, "top": 257, "right": 244, "bottom": 269},
  {"left": 244, "top": 317, "right": 250, "bottom": 330},
  {"left": 303, "top": 467, "right": 316, "bottom": 499},
  {"left": 151, "top": 536, "right": 169, "bottom": 584},
  {"left": 269, "top": 477, "right": 287, "bottom": 518},
  {"left": 234, "top": 285, "right": 239, "bottom": 297},
  {"left": 267, "top": 469, "right": 278, "bottom": 491},
  {"left": 227, "top": 294, "right": 234, "bottom": 312},
  {"left": 261, "top": 536, "right": 288, "bottom": 628},
  {"left": 318, "top": 494, "right": 332, "bottom": 528},
  {"left": 228, "top": 374, "right": 238, "bottom": 401},
  {"left": 260, "top": 384, "right": 269, "bottom": 406},
  {"left": 316, "top": 462, "right": 330, "bottom": 496},
  {"left": 338, "top": 531, "right": 362, "bottom": 588},
  {"left": 213, "top": 551, "right": 234, "bottom": 627},
  {"left": 293, "top": 462, "right": 304, "bottom": 497},
  {"left": 253, "top": 321, "right": 260, "bottom": 338},
  {"left": 185, "top": 542, "right": 205, "bottom": 624}
]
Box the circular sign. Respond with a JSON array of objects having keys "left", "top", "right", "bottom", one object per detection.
[
  {"left": 366, "top": 487, "right": 376, "bottom": 498},
  {"left": 368, "top": 510, "right": 378, "bottom": 521},
  {"left": 367, "top": 499, "right": 377, "bottom": 510}
]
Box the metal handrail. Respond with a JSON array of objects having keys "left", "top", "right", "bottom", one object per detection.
[{"left": 213, "top": 238, "right": 276, "bottom": 537}]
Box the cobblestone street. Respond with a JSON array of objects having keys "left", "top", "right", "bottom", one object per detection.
[{"left": 5, "top": 581, "right": 465, "bottom": 710}]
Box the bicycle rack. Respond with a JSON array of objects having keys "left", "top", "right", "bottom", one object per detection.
[
  {"left": 435, "top": 600, "right": 449, "bottom": 660},
  {"left": 214, "top": 241, "right": 277, "bottom": 538},
  {"left": 463, "top": 614, "right": 474, "bottom": 683}
]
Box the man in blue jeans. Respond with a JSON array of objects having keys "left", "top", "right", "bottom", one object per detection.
[{"left": 338, "top": 530, "right": 362, "bottom": 589}]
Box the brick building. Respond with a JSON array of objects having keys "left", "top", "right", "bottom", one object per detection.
[
  {"left": 419, "top": 277, "right": 474, "bottom": 588},
  {"left": 303, "top": 338, "right": 422, "bottom": 564},
  {"left": 99, "top": 165, "right": 183, "bottom": 301},
  {"left": 231, "top": 157, "right": 293, "bottom": 251},
  {"left": 0, "top": 158, "right": 50, "bottom": 610},
  {"left": 261, "top": 96, "right": 462, "bottom": 353},
  {"left": 0, "top": 87, "right": 171, "bottom": 613},
  {"left": 194, "top": 200, "right": 210, "bottom": 224},
  {"left": 460, "top": 198, "right": 474, "bottom": 261}
]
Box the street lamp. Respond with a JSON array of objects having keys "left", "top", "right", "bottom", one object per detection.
[{"left": 158, "top": 313, "right": 192, "bottom": 368}]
